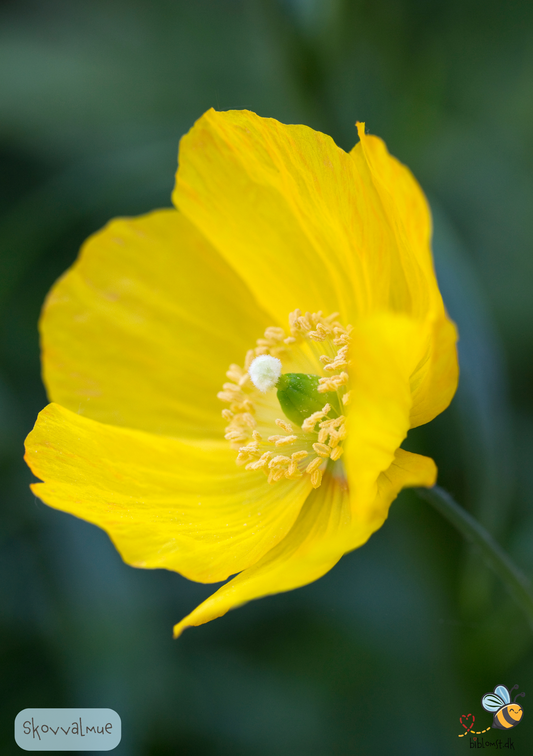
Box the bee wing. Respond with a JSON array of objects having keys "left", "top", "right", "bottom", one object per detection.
[
  {"left": 482, "top": 693, "right": 505, "bottom": 711},
  {"left": 494, "top": 685, "right": 510, "bottom": 704}
]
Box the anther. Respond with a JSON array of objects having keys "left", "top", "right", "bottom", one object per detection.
[
  {"left": 226, "top": 364, "right": 244, "bottom": 382},
  {"left": 317, "top": 428, "right": 329, "bottom": 444},
  {"left": 269, "top": 455, "right": 291, "bottom": 469},
  {"left": 275, "top": 435, "right": 297, "bottom": 446},
  {"left": 287, "top": 461, "right": 302, "bottom": 478},
  {"left": 312, "top": 443, "right": 331, "bottom": 458},
  {"left": 310, "top": 469, "right": 323, "bottom": 488},
  {"left": 291, "top": 450, "right": 309, "bottom": 461},
  {"left": 305, "top": 457, "right": 323, "bottom": 474}
]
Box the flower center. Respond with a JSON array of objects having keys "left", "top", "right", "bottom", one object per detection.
[{"left": 218, "top": 310, "right": 352, "bottom": 489}]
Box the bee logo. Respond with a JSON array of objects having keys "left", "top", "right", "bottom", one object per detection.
[{"left": 482, "top": 684, "right": 525, "bottom": 730}]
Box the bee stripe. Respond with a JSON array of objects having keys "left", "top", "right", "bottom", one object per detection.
[
  {"left": 496, "top": 707, "right": 518, "bottom": 729},
  {"left": 504, "top": 708, "right": 518, "bottom": 725}
]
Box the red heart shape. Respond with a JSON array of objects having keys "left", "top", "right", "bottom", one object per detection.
[{"left": 460, "top": 713, "right": 475, "bottom": 732}]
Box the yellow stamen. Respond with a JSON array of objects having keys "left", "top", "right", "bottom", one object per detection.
[
  {"left": 317, "top": 427, "right": 329, "bottom": 444},
  {"left": 275, "top": 435, "right": 298, "bottom": 447},
  {"left": 225, "top": 430, "right": 248, "bottom": 442},
  {"left": 317, "top": 372, "right": 349, "bottom": 393},
  {"left": 330, "top": 446, "right": 344, "bottom": 461},
  {"left": 275, "top": 418, "right": 294, "bottom": 433},
  {"left": 269, "top": 455, "right": 291, "bottom": 469},
  {"left": 219, "top": 309, "right": 351, "bottom": 489},
  {"left": 244, "top": 349, "right": 255, "bottom": 370},
  {"left": 264, "top": 326, "right": 286, "bottom": 341},
  {"left": 286, "top": 460, "right": 303, "bottom": 478},
  {"left": 312, "top": 442, "right": 331, "bottom": 458},
  {"left": 226, "top": 364, "right": 244, "bottom": 382},
  {"left": 240, "top": 413, "right": 256, "bottom": 428},
  {"left": 238, "top": 373, "right": 252, "bottom": 388},
  {"left": 310, "top": 469, "right": 323, "bottom": 488},
  {"left": 301, "top": 404, "right": 331, "bottom": 432},
  {"left": 291, "top": 450, "right": 309, "bottom": 461},
  {"left": 320, "top": 415, "right": 345, "bottom": 429},
  {"left": 305, "top": 457, "right": 323, "bottom": 475}
]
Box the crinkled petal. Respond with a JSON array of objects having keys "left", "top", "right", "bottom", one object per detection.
[
  {"left": 173, "top": 448, "right": 435, "bottom": 637},
  {"left": 174, "top": 109, "right": 395, "bottom": 325},
  {"left": 25, "top": 404, "right": 312, "bottom": 583},
  {"left": 352, "top": 125, "right": 459, "bottom": 426},
  {"left": 41, "top": 209, "right": 271, "bottom": 438},
  {"left": 343, "top": 313, "right": 433, "bottom": 526},
  {"left": 409, "top": 313, "right": 459, "bottom": 428}
]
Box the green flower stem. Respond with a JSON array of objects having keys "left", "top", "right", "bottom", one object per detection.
[{"left": 415, "top": 485, "right": 533, "bottom": 629}]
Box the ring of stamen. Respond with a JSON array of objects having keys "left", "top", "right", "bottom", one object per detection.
[{"left": 218, "top": 310, "right": 351, "bottom": 489}]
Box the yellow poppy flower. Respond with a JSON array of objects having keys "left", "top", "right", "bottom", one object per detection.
[{"left": 24, "top": 109, "right": 458, "bottom": 638}]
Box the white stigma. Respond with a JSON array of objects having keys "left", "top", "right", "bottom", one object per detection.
[{"left": 249, "top": 354, "right": 282, "bottom": 392}]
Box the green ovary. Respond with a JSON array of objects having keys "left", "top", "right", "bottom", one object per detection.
[{"left": 276, "top": 373, "right": 341, "bottom": 426}]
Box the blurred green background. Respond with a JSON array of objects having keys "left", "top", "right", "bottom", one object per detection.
[{"left": 1, "top": 0, "right": 533, "bottom": 753}]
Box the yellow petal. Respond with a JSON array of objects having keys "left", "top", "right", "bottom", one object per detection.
[
  {"left": 25, "top": 403, "right": 312, "bottom": 583},
  {"left": 352, "top": 123, "right": 442, "bottom": 317},
  {"left": 174, "top": 109, "right": 397, "bottom": 325},
  {"left": 352, "top": 124, "right": 459, "bottom": 424},
  {"left": 409, "top": 313, "right": 459, "bottom": 428},
  {"left": 41, "top": 208, "right": 271, "bottom": 438},
  {"left": 173, "top": 448, "right": 435, "bottom": 637},
  {"left": 343, "top": 313, "right": 432, "bottom": 527}
]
